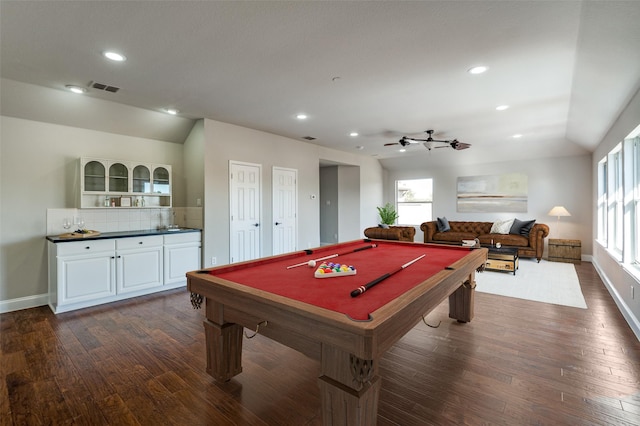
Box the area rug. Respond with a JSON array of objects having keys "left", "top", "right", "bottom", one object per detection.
[{"left": 475, "top": 259, "right": 588, "bottom": 309}]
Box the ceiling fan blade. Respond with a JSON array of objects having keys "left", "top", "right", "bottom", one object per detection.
[
  {"left": 451, "top": 141, "right": 471, "bottom": 150},
  {"left": 383, "top": 142, "right": 400, "bottom": 146},
  {"left": 402, "top": 137, "right": 426, "bottom": 143}
]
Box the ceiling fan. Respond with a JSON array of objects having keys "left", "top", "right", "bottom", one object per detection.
[{"left": 384, "top": 129, "right": 471, "bottom": 151}]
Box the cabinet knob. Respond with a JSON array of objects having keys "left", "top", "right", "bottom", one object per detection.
[
  {"left": 139, "top": 241, "right": 143, "bottom": 244},
  {"left": 85, "top": 246, "right": 90, "bottom": 249}
]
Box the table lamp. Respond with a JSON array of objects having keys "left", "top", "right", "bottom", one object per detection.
[{"left": 548, "top": 206, "right": 571, "bottom": 238}]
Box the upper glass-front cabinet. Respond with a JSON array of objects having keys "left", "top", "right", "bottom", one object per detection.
[
  {"left": 80, "top": 158, "right": 172, "bottom": 208},
  {"left": 133, "top": 165, "right": 151, "bottom": 193},
  {"left": 153, "top": 167, "right": 170, "bottom": 194},
  {"left": 84, "top": 161, "right": 106, "bottom": 192},
  {"left": 108, "top": 163, "right": 129, "bottom": 192}
]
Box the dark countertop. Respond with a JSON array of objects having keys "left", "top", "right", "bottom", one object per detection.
[{"left": 46, "top": 228, "right": 201, "bottom": 243}]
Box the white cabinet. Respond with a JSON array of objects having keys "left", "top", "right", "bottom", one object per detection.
[
  {"left": 164, "top": 233, "right": 201, "bottom": 286},
  {"left": 48, "top": 231, "right": 200, "bottom": 314},
  {"left": 79, "top": 157, "right": 172, "bottom": 208},
  {"left": 50, "top": 239, "right": 116, "bottom": 311},
  {"left": 116, "top": 236, "right": 164, "bottom": 294}
]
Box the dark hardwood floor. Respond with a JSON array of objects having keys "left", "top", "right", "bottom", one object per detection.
[{"left": 2, "top": 262, "right": 639, "bottom": 425}]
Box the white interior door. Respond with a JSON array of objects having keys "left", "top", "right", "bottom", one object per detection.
[
  {"left": 229, "top": 161, "right": 261, "bottom": 263},
  {"left": 272, "top": 167, "right": 298, "bottom": 255}
]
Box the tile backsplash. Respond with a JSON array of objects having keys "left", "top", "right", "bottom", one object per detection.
[{"left": 47, "top": 207, "right": 203, "bottom": 236}]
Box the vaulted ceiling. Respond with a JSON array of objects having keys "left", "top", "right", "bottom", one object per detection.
[{"left": 2, "top": 1, "right": 639, "bottom": 168}]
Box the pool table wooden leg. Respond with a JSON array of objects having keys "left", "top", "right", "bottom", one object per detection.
[
  {"left": 448, "top": 271, "right": 476, "bottom": 323},
  {"left": 203, "top": 300, "right": 243, "bottom": 381},
  {"left": 318, "top": 344, "right": 381, "bottom": 425}
]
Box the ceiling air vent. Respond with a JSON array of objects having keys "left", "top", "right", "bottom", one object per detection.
[
  {"left": 90, "top": 81, "right": 120, "bottom": 93},
  {"left": 302, "top": 136, "right": 316, "bottom": 141}
]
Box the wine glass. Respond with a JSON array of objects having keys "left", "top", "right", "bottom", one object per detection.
[
  {"left": 75, "top": 217, "right": 85, "bottom": 231},
  {"left": 62, "top": 218, "right": 72, "bottom": 230}
]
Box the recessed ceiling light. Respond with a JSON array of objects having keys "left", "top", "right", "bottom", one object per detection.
[
  {"left": 296, "top": 114, "right": 308, "bottom": 120},
  {"left": 164, "top": 108, "right": 179, "bottom": 115},
  {"left": 496, "top": 105, "right": 509, "bottom": 111},
  {"left": 65, "top": 85, "right": 86, "bottom": 94},
  {"left": 103, "top": 51, "right": 126, "bottom": 62},
  {"left": 513, "top": 134, "right": 523, "bottom": 138},
  {"left": 350, "top": 132, "right": 359, "bottom": 137},
  {"left": 468, "top": 66, "right": 488, "bottom": 74},
  {"left": 399, "top": 148, "right": 406, "bottom": 153}
]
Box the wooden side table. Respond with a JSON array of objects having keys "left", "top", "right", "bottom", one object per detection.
[
  {"left": 485, "top": 246, "right": 519, "bottom": 275},
  {"left": 548, "top": 239, "right": 581, "bottom": 264}
]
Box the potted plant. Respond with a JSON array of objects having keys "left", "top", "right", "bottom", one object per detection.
[{"left": 377, "top": 203, "right": 399, "bottom": 228}]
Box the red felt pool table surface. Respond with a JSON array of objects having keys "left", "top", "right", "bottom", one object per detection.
[{"left": 208, "top": 239, "right": 473, "bottom": 321}]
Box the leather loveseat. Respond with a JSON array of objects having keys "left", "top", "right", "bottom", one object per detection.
[
  {"left": 420, "top": 220, "right": 549, "bottom": 261},
  {"left": 364, "top": 226, "right": 416, "bottom": 242}
]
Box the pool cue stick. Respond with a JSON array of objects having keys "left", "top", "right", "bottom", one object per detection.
[
  {"left": 286, "top": 253, "right": 338, "bottom": 269},
  {"left": 350, "top": 254, "right": 426, "bottom": 297},
  {"left": 286, "top": 243, "right": 378, "bottom": 269}
]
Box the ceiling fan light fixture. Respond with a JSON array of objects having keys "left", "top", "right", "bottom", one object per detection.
[{"left": 496, "top": 105, "right": 509, "bottom": 111}]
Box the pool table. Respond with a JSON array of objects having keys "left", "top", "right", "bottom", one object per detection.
[{"left": 187, "top": 239, "right": 487, "bottom": 425}]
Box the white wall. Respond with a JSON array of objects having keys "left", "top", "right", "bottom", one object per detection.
[
  {"left": 202, "top": 119, "right": 384, "bottom": 267},
  {"left": 0, "top": 116, "right": 186, "bottom": 305},
  {"left": 183, "top": 119, "right": 205, "bottom": 208},
  {"left": 320, "top": 167, "right": 339, "bottom": 245},
  {"left": 384, "top": 154, "right": 593, "bottom": 253},
  {"left": 338, "top": 166, "right": 361, "bottom": 241}
]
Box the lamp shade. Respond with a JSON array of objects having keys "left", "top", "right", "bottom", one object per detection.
[{"left": 548, "top": 206, "right": 571, "bottom": 217}]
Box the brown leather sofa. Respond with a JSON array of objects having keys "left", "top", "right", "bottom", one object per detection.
[
  {"left": 364, "top": 226, "right": 416, "bottom": 242},
  {"left": 420, "top": 220, "right": 549, "bottom": 261}
]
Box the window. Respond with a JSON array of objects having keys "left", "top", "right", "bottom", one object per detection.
[
  {"left": 597, "top": 123, "right": 640, "bottom": 271},
  {"left": 597, "top": 158, "right": 607, "bottom": 244},
  {"left": 609, "top": 146, "right": 623, "bottom": 255},
  {"left": 632, "top": 137, "right": 640, "bottom": 264},
  {"left": 396, "top": 179, "right": 433, "bottom": 225}
]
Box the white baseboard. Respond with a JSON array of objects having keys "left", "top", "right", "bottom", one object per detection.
[
  {"left": 0, "top": 293, "right": 48, "bottom": 314},
  {"left": 592, "top": 260, "right": 640, "bottom": 342}
]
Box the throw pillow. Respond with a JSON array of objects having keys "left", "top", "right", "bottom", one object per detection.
[
  {"left": 490, "top": 218, "right": 515, "bottom": 234},
  {"left": 510, "top": 218, "right": 536, "bottom": 237},
  {"left": 436, "top": 216, "right": 450, "bottom": 232}
]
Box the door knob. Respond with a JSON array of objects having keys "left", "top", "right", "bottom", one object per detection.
[
  {"left": 275, "top": 222, "right": 281, "bottom": 226},
  {"left": 253, "top": 223, "right": 259, "bottom": 227}
]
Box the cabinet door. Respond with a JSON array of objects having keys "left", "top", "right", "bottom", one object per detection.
[
  {"left": 132, "top": 165, "right": 151, "bottom": 193},
  {"left": 152, "top": 166, "right": 171, "bottom": 194},
  {"left": 59, "top": 254, "right": 115, "bottom": 305},
  {"left": 109, "top": 162, "right": 129, "bottom": 193},
  {"left": 83, "top": 160, "right": 106, "bottom": 192},
  {"left": 164, "top": 244, "right": 201, "bottom": 285},
  {"left": 117, "top": 247, "right": 164, "bottom": 293}
]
